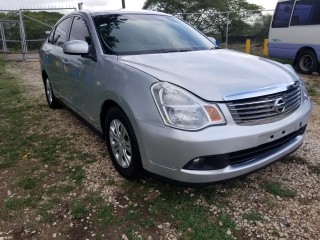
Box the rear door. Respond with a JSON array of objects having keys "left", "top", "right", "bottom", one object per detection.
[{"left": 49, "top": 17, "right": 72, "bottom": 98}]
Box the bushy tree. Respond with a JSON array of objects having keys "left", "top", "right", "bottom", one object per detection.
[
  {"left": 143, "top": 0, "right": 262, "bottom": 42},
  {"left": 0, "top": 11, "right": 63, "bottom": 40},
  {"left": 249, "top": 14, "right": 273, "bottom": 42},
  {"left": 23, "top": 11, "right": 63, "bottom": 39}
]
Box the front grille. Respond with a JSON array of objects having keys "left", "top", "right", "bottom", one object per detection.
[{"left": 227, "top": 82, "right": 301, "bottom": 125}]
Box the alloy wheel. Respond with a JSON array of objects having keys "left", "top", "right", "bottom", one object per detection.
[{"left": 109, "top": 119, "right": 132, "bottom": 169}]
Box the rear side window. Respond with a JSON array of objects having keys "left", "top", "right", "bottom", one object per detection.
[
  {"left": 53, "top": 17, "right": 72, "bottom": 47},
  {"left": 69, "top": 16, "right": 91, "bottom": 44},
  {"left": 291, "top": 0, "right": 320, "bottom": 26},
  {"left": 272, "top": 1, "right": 294, "bottom": 28}
]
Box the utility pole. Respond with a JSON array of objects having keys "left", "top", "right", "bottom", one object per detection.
[{"left": 122, "top": 0, "right": 126, "bottom": 9}]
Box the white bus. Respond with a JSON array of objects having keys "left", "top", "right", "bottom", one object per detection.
[{"left": 269, "top": 0, "right": 320, "bottom": 74}]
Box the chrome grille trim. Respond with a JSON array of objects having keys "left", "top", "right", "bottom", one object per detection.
[{"left": 227, "top": 83, "right": 302, "bottom": 125}]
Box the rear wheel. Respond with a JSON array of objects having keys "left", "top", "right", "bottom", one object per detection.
[
  {"left": 296, "top": 50, "right": 319, "bottom": 75},
  {"left": 105, "top": 106, "right": 142, "bottom": 179},
  {"left": 44, "top": 77, "right": 61, "bottom": 108}
]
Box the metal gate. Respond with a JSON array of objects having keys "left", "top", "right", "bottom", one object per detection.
[
  {"left": 0, "top": 11, "right": 27, "bottom": 61},
  {"left": 0, "top": 7, "right": 76, "bottom": 61}
]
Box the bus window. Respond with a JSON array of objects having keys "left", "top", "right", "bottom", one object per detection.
[
  {"left": 272, "top": 1, "right": 294, "bottom": 28},
  {"left": 291, "top": 0, "right": 320, "bottom": 26}
]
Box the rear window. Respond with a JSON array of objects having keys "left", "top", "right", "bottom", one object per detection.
[{"left": 272, "top": 1, "right": 294, "bottom": 28}]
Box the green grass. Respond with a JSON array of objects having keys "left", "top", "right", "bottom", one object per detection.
[
  {"left": 122, "top": 181, "right": 236, "bottom": 240},
  {"left": 4, "top": 195, "right": 41, "bottom": 210},
  {"left": 264, "top": 182, "right": 296, "bottom": 198},
  {"left": 124, "top": 224, "right": 140, "bottom": 240},
  {"left": 0, "top": 60, "right": 107, "bottom": 234},
  {"left": 69, "top": 165, "right": 86, "bottom": 185},
  {"left": 305, "top": 80, "right": 319, "bottom": 97},
  {"left": 17, "top": 176, "right": 38, "bottom": 190},
  {"left": 45, "top": 184, "right": 75, "bottom": 195},
  {"left": 272, "top": 228, "right": 281, "bottom": 238},
  {"left": 88, "top": 194, "right": 105, "bottom": 206},
  {"left": 96, "top": 205, "right": 114, "bottom": 225},
  {"left": 243, "top": 212, "right": 265, "bottom": 222},
  {"left": 140, "top": 218, "right": 157, "bottom": 228},
  {"left": 0, "top": 63, "right": 25, "bottom": 168},
  {"left": 37, "top": 197, "right": 61, "bottom": 223},
  {"left": 124, "top": 208, "right": 142, "bottom": 221},
  {"left": 71, "top": 200, "right": 87, "bottom": 219},
  {"left": 0, "top": 67, "right": 91, "bottom": 169}
]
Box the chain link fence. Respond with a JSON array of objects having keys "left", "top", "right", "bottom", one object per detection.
[
  {"left": 177, "top": 9, "right": 275, "bottom": 56},
  {"left": 1, "top": 8, "right": 275, "bottom": 61},
  {"left": 0, "top": 8, "right": 75, "bottom": 61}
]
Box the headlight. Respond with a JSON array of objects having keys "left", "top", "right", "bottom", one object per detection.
[
  {"left": 300, "top": 79, "right": 309, "bottom": 101},
  {"left": 151, "top": 82, "right": 226, "bottom": 130},
  {"left": 284, "top": 64, "right": 309, "bottom": 101}
]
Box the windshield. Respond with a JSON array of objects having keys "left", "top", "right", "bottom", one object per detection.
[{"left": 93, "top": 14, "right": 214, "bottom": 55}]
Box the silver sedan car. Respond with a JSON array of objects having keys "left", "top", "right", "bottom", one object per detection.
[{"left": 40, "top": 10, "right": 312, "bottom": 184}]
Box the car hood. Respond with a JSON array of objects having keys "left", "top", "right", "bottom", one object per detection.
[{"left": 118, "top": 49, "right": 299, "bottom": 101}]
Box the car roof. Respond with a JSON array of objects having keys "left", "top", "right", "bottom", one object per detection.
[{"left": 75, "top": 10, "right": 171, "bottom": 17}]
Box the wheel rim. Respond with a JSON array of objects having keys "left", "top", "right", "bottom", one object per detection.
[
  {"left": 109, "top": 119, "right": 132, "bottom": 169},
  {"left": 45, "top": 78, "right": 53, "bottom": 104},
  {"left": 300, "top": 55, "right": 314, "bottom": 72}
]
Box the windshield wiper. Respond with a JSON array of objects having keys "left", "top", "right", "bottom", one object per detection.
[{"left": 162, "top": 49, "right": 193, "bottom": 53}]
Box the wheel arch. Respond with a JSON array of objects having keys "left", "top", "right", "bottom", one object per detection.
[
  {"left": 100, "top": 99, "right": 120, "bottom": 138},
  {"left": 42, "top": 70, "right": 48, "bottom": 84}
]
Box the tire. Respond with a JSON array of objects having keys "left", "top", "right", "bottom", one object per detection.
[
  {"left": 105, "top": 106, "right": 142, "bottom": 179},
  {"left": 44, "top": 77, "right": 61, "bottom": 109},
  {"left": 296, "top": 50, "right": 319, "bottom": 75}
]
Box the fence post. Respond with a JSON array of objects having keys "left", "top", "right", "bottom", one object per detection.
[
  {"left": 226, "top": 12, "right": 229, "bottom": 48},
  {"left": 263, "top": 39, "right": 269, "bottom": 57},
  {"left": 19, "top": 10, "right": 28, "bottom": 61},
  {"left": 0, "top": 23, "right": 8, "bottom": 60},
  {"left": 246, "top": 39, "right": 251, "bottom": 54}
]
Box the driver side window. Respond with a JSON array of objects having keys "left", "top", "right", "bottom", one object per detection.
[
  {"left": 53, "top": 17, "right": 72, "bottom": 47},
  {"left": 69, "top": 16, "right": 91, "bottom": 45}
]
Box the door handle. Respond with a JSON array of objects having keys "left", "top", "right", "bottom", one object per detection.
[
  {"left": 44, "top": 50, "right": 51, "bottom": 54},
  {"left": 61, "top": 58, "right": 69, "bottom": 65}
]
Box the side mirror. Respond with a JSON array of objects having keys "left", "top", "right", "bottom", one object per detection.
[
  {"left": 63, "top": 40, "right": 89, "bottom": 55},
  {"left": 207, "top": 37, "right": 218, "bottom": 47}
]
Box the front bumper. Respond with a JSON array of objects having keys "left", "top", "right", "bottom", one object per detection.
[{"left": 136, "top": 100, "right": 312, "bottom": 184}]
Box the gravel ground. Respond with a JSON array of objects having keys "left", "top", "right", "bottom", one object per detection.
[{"left": 1, "top": 61, "right": 320, "bottom": 239}]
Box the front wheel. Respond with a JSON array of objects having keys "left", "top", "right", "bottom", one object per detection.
[
  {"left": 105, "top": 106, "right": 142, "bottom": 179},
  {"left": 296, "top": 50, "right": 319, "bottom": 75},
  {"left": 44, "top": 77, "right": 61, "bottom": 109}
]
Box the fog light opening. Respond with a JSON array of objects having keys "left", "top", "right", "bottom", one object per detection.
[
  {"left": 183, "top": 156, "right": 230, "bottom": 171},
  {"left": 193, "top": 158, "right": 205, "bottom": 165}
]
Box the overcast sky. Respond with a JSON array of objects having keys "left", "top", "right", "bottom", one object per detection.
[{"left": 0, "top": 0, "right": 278, "bottom": 11}]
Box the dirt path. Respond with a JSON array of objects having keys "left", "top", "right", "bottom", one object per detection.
[{"left": 1, "top": 61, "right": 319, "bottom": 240}]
